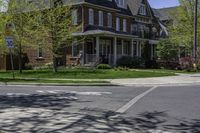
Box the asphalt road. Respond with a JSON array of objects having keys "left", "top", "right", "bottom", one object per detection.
[{"left": 0, "top": 85, "right": 199, "bottom": 133}]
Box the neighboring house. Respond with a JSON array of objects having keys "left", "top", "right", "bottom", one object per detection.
[
  {"left": 153, "top": 6, "right": 191, "bottom": 59},
  {"left": 153, "top": 6, "right": 178, "bottom": 38},
  {"left": 1, "top": 0, "right": 162, "bottom": 70}
]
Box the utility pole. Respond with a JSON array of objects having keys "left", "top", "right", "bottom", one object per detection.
[{"left": 193, "top": 0, "right": 198, "bottom": 63}]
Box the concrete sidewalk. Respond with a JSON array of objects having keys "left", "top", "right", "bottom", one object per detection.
[{"left": 111, "top": 74, "right": 200, "bottom": 86}]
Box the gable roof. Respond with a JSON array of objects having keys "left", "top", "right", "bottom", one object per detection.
[{"left": 127, "top": 0, "right": 143, "bottom": 15}]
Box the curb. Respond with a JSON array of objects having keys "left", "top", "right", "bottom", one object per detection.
[{"left": 0, "top": 82, "right": 117, "bottom": 86}]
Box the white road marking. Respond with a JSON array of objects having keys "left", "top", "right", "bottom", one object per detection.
[
  {"left": 36, "top": 90, "right": 45, "bottom": 93},
  {"left": 116, "top": 86, "right": 158, "bottom": 113},
  {"left": 46, "top": 91, "right": 57, "bottom": 94},
  {"left": 148, "top": 129, "right": 173, "bottom": 133},
  {"left": 36, "top": 90, "right": 112, "bottom": 96},
  {"left": 70, "top": 91, "right": 112, "bottom": 96},
  {"left": 6, "top": 93, "right": 30, "bottom": 96}
]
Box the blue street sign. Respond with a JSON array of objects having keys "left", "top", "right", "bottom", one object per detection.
[{"left": 5, "top": 36, "right": 14, "bottom": 48}]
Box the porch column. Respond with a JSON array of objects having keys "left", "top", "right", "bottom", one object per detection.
[
  {"left": 82, "top": 41, "right": 85, "bottom": 65},
  {"left": 138, "top": 42, "right": 142, "bottom": 57},
  {"left": 121, "top": 40, "right": 124, "bottom": 55},
  {"left": 131, "top": 39, "right": 134, "bottom": 57},
  {"left": 96, "top": 36, "right": 100, "bottom": 60},
  {"left": 136, "top": 40, "right": 139, "bottom": 57},
  {"left": 113, "top": 37, "right": 117, "bottom": 66}
]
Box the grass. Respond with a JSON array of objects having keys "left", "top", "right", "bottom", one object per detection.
[{"left": 0, "top": 68, "right": 177, "bottom": 80}]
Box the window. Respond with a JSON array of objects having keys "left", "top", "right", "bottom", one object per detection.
[
  {"left": 72, "top": 39, "right": 79, "bottom": 57},
  {"left": 139, "top": 5, "right": 146, "bottom": 15},
  {"left": 38, "top": 44, "right": 43, "bottom": 58},
  {"left": 89, "top": 9, "right": 94, "bottom": 25},
  {"left": 131, "top": 24, "right": 137, "bottom": 34},
  {"left": 116, "top": 0, "right": 125, "bottom": 8},
  {"left": 107, "top": 13, "right": 112, "bottom": 28},
  {"left": 98, "top": 11, "right": 103, "bottom": 26},
  {"left": 123, "top": 41, "right": 131, "bottom": 55},
  {"left": 116, "top": 17, "right": 120, "bottom": 31},
  {"left": 138, "top": 24, "right": 145, "bottom": 37},
  {"left": 123, "top": 19, "right": 127, "bottom": 32},
  {"left": 72, "top": 9, "right": 78, "bottom": 25}
]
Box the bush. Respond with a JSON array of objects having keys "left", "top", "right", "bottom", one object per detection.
[
  {"left": 157, "top": 60, "right": 180, "bottom": 70},
  {"left": 44, "top": 62, "right": 53, "bottom": 69},
  {"left": 97, "top": 64, "right": 111, "bottom": 69},
  {"left": 116, "top": 56, "right": 145, "bottom": 68},
  {"left": 114, "top": 67, "right": 129, "bottom": 71},
  {"left": 179, "top": 56, "right": 193, "bottom": 70}
]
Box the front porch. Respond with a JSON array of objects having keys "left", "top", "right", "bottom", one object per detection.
[{"left": 67, "top": 31, "right": 157, "bottom": 67}]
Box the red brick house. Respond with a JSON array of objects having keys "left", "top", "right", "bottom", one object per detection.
[{"left": 65, "top": 0, "right": 160, "bottom": 66}]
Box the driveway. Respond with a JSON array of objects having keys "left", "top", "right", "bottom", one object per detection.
[{"left": 111, "top": 73, "right": 200, "bottom": 86}]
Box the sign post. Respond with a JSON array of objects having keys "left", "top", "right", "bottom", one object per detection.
[{"left": 5, "top": 36, "right": 15, "bottom": 79}]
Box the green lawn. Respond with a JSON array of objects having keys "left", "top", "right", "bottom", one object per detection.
[{"left": 0, "top": 69, "right": 177, "bottom": 79}]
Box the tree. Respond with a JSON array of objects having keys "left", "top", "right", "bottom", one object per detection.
[
  {"left": 157, "top": 39, "right": 180, "bottom": 61},
  {"left": 0, "top": 0, "right": 42, "bottom": 72},
  {"left": 1, "top": 0, "right": 78, "bottom": 72},
  {"left": 32, "top": 0, "right": 79, "bottom": 72},
  {"left": 169, "top": 0, "right": 200, "bottom": 55}
]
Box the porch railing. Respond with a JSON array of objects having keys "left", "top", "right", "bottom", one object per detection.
[
  {"left": 85, "top": 54, "right": 132, "bottom": 67},
  {"left": 85, "top": 54, "right": 98, "bottom": 66}
]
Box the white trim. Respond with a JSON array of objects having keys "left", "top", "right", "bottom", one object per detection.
[
  {"left": 114, "top": 37, "right": 117, "bottom": 65},
  {"left": 96, "top": 36, "right": 100, "bottom": 59},
  {"left": 136, "top": 41, "right": 139, "bottom": 57},
  {"left": 121, "top": 40, "right": 124, "bottom": 55},
  {"left": 131, "top": 39, "right": 134, "bottom": 57}
]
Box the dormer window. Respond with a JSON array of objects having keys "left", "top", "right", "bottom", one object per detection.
[
  {"left": 116, "top": 0, "right": 125, "bottom": 8},
  {"left": 139, "top": 4, "right": 146, "bottom": 15}
]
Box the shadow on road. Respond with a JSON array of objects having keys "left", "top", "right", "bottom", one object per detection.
[{"left": 0, "top": 94, "right": 199, "bottom": 133}]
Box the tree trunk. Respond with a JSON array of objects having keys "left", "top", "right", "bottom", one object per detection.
[
  {"left": 18, "top": 42, "right": 22, "bottom": 74},
  {"left": 53, "top": 56, "right": 58, "bottom": 73}
]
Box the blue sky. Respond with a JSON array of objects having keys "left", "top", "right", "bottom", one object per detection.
[{"left": 148, "top": 0, "right": 180, "bottom": 9}]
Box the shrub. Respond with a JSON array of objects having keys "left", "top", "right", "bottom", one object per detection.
[
  {"left": 157, "top": 60, "right": 180, "bottom": 70},
  {"left": 44, "top": 62, "right": 53, "bottom": 69},
  {"left": 97, "top": 64, "right": 111, "bottom": 69},
  {"left": 114, "top": 67, "right": 129, "bottom": 71},
  {"left": 116, "top": 56, "right": 145, "bottom": 68},
  {"left": 179, "top": 56, "right": 193, "bottom": 70}
]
